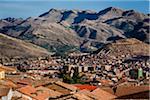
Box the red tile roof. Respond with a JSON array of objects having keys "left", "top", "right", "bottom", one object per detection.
[
  {"left": 17, "top": 85, "right": 36, "bottom": 96},
  {"left": 17, "top": 85, "right": 63, "bottom": 100},
  {"left": 91, "top": 88, "right": 116, "bottom": 100},
  {"left": 0, "top": 87, "right": 10, "bottom": 97},
  {"left": 74, "top": 84, "right": 97, "bottom": 91},
  {"left": 0, "top": 65, "right": 16, "bottom": 73},
  {"left": 103, "top": 85, "right": 150, "bottom": 97}
]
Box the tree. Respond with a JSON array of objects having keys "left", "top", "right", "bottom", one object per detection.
[{"left": 72, "top": 67, "right": 80, "bottom": 83}]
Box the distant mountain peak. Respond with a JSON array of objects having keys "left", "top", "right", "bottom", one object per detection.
[
  {"left": 97, "top": 7, "right": 124, "bottom": 22},
  {"left": 105, "top": 7, "right": 120, "bottom": 11},
  {"left": 49, "top": 8, "right": 62, "bottom": 12},
  {"left": 98, "top": 7, "right": 124, "bottom": 15},
  {"left": 39, "top": 8, "right": 62, "bottom": 18}
]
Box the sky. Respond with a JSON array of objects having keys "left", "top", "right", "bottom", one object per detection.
[{"left": 0, "top": 0, "right": 149, "bottom": 19}]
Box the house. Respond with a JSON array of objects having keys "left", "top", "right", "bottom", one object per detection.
[
  {"left": 105, "top": 65, "right": 111, "bottom": 71},
  {"left": 0, "top": 65, "right": 17, "bottom": 74},
  {"left": 0, "top": 87, "right": 13, "bottom": 100},
  {"left": 114, "top": 85, "right": 149, "bottom": 99},
  {"left": 14, "top": 85, "right": 36, "bottom": 100},
  {"left": 36, "top": 86, "right": 62, "bottom": 99},
  {"left": 102, "top": 85, "right": 150, "bottom": 99},
  {"left": 15, "top": 85, "right": 63, "bottom": 100},
  {"left": 0, "top": 79, "right": 17, "bottom": 89},
  {"left": 116, "top": 90, "right": 149, "bottom": 99},
  {"left": 45, "top": 83, "right": 71, "bottom": 95},
  {"left": 0, "top": 69, "right": 5, "bottom": 79}
]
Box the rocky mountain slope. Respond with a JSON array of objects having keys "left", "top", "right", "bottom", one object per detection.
[
  {"left": 0, "top": 7, "right": 149, "bottom": 54},
  {"left": 0, "top": 33, "right": 51, "bottom": 58}
]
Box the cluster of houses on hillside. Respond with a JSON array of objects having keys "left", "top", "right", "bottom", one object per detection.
[
  {"left": 12, "top": 53, "right": 149, "bottom": 86},
  {"left": 0, "top": 52, "right": 149, "bottom": 100}
]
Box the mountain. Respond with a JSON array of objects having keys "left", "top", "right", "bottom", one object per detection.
[
  {"left": 0, "top": 17, "right": 23, "bottom": 28},
  {"left": 73, "top": 20, "right": 124, "bottom": 41},
  {"left": 0, "top": 7, "right": 149, "bottom": 54},
  {"left": 103, "top": 9, "right": 149, "bottom": 43},
  {"left": 39, "top": 9, "right": 98, "bottom": 24},
  {"left": 0, "top": 17, "right": 82, "bottom": 52},
  {"left": 98, "top": 7, "right": 124, "bottom": 22},
  {"left": 0, "top": 33, "right": 51, "bottom": 59}
]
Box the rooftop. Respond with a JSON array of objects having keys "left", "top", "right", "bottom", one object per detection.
[
  {"left": 91, "top": 88, "right": 116, "bottom": 100},
  {"left": 74, "top": 84, "right": 97, "bottom": 91},
  {"left": 0, "top": 87, "right": 10, "bottom": 97},
  {"left": 0, "top": 65, "right": 16, "bottom": 73},
  {"left": 55, "top": 81, "right": 77, "bottom": 91},
  {"left": 17, "top": 85, "right": 63, "bottom": 100},
  {"left": 103, "top": 85, "right": 150, "bottom": 97}
]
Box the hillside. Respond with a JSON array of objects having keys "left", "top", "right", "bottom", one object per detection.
[
  {"left": 96, "top": 38, "right": 150, "bottom": 59},
  {"left": 0, "top": 33, "right": 51, "bottom": 58}
]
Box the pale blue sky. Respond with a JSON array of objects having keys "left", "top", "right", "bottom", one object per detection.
[{"left": 0, "top": 0, "right": 149, "bottom": 19}]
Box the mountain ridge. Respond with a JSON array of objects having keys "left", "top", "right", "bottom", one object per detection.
[{"left": 0, "top": 7, "right": 149, "bottom": 56}]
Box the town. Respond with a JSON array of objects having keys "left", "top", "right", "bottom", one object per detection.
[
  {"left": 0, "top": 0, "right": 149, "bottom": 99},
  {"left": 0, "top": 51, "right": 149, "bottom": 100}
]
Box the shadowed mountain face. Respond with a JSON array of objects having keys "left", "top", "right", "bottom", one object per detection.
[{"left": 0, "top": 7, "right": 149, "bottom": 54}]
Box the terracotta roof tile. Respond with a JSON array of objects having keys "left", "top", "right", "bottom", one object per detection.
[
  {"left": 73, "top": 93, "right": 93, "bottom": 100},
  {"left": 17, "top": 78, "right": 33, "bottom": 86},
  {"left": 91, "top": 88, "right": 116, "bottom": 100},
  {"left": 76, "top": 89, "right": 99, "bottom": 100},
  {"left": 36, "top": 86, "right": 62, "bottom": 99},
  {"left": 103, "top": 85, "right": 150, "bottom": 97},
  {"left": 17, "top": 85, "right": 63, "bottom": 100},
  {"left": 74, "top": 84, "right": 97, "bottom": 91},
  {"left": 46, "top": 84, "right": 70, "bottom": 95},
  {"left": 17, "top": 85, "right": 36, "bottom": 95},
  {"left": 0, "top": 65, "right": 16, "bottom": 73},
  {"left": 0, "top": 87, "right": 10, "bottom": 97},
  {"left": 0, "top": 79, "right": 17, "bottom": 88},
  {"left": 55, "top": 81, "right": 77, "bottom": 91}
]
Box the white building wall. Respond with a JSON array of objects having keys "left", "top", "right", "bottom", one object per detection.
[{"left": 84, "top": 66, "right": 88, "bottom": 72}]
